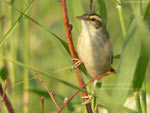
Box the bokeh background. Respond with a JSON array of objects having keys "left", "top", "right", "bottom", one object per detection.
[{"left": 0, "top": 0, "right": 150, "bottom": 113}]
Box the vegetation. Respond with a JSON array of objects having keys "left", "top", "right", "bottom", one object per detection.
[{"left": 0, "top": 0, "right": 150, "bottom": 113}]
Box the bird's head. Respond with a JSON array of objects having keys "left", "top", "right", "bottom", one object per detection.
[{"left": 76, "top": 13, "right": 105, "bottom": 29}]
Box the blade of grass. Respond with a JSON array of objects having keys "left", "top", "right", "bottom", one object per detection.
[
  {"left": 0, "top": 55, "right": 138, "bottom": 113},
  {"left": 97, "top": 0, "right": 107, "bottom": 23},
  {"left": 113, "top": 54, "right": 120, "bottom": 59},
  {"left": 10, "top": 76, "right": 37, "bottom": 88},
  {"left": 0, "top": 66, "right": 8, "bottom": 80},
  {"left": 9, "top": 0, "right": 16, "bottom": 103},
  {"left": 96, "top": 88, "right": 138, "bottom": 113},
  {"left": 2, "top": 0, "right": 90, "bottom": 77},
  {"left": 28, "top": 89, "right": 65, "bottom": 100},
  {"left": 52, "top": 65, "right": 71, "bottom": 73},
  {"left": 112, "top": 3, "right": 150, "bottom": 105},
  {"left": 116, "top": 0, "right": 127, "bottom": 38},
  {"left": 144, "top": 1, "right": 150, "bottom": 30},
  {"left": 0, "top": 55, "right": 84, "bottom": 92},
  {"left": 132, "top": 6, "right": 150, "bottom": 113},
  {"left": 0, "top": 0, "right": 35, "bottom": 48},
  {"left": 133, "top": 45, "right": 149, "bottom": 91},
  {"left": 9, "top": 65, "right": 71, "bottom": 88},
  {"left": 9, "top": 0, "right": 15, "bottom": 82},
  {"left": 2, "top": 0, "right": 70, "bottom": 55},
  {"left": 0, "top": 0, "right": 4, "bottom": 66},
  {"left": 111, "top": 23, "right": 141, "bottom": 104},
  {"left": 23, "top": 0, "right": 30, "bottom": 113},
  {"left": 7, "top": 66, "right": 72, "bottom": 88}
]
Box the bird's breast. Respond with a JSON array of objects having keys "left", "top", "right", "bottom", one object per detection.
[{"left": 77, "top": 31, "right": 112, "bottom": 78}]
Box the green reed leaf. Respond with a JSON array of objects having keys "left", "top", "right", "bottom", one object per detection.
[
  {"left": 0, "top": 55, "right": 83, "bottom": 92},
  {"left": 97, "top": 0, "right": 107, "bottom": 23},
  {"left": 2, "top": 0, "right": 70, "bottom": 55},
  {"left": 0, "top": 66, "right": 8, "bottom": 80},
  {"left": 111, "top": 23, "right": 141, "bottom": 104},
  {"left": 0, "top": 0, "right": 34, "bottom": 47},
  {"left": 133, "top": 46, "right": 149, "bottom": 91},
  {"left": 144, "top": 1, "right": 150, "bottom": 29}
]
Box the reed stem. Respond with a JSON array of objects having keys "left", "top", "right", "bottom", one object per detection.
[
  {"left": 23, "top": 0, "right": 29, "bottom": 113},
  {"left": 116, "top": 0, "right": 127, "bottom": 38}
]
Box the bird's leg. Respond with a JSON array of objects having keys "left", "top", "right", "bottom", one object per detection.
[
  {"left": 71, "top": 58, "right": 83, "bottom": 70},
  {"left": 81, "top": 80, "right": 98, "bottom": 105}
]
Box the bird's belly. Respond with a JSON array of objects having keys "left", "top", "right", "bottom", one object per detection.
[{"left": 77, "top": 36, "right": 112, "bottom": 78}]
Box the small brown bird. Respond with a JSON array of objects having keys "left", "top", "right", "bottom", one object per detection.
[
  {"left": 76, "top": 13, "right": 113, "bottom": 78},
  {"left": 75, "top": 13, "right": 113, "bottom": 104}
]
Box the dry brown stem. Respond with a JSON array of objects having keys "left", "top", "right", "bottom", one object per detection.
[
  {"left": 35, "top": 73, "right": 61, "bottom": 113},
  {"left": 57, "top": 71, "right": 115, "bottom": 113},
  {"left": 90, "top": 0, "right": 94, "bottom": 13},
  {"left": 60, "top": 0, "right": 93, "bottom": 112},
  {"left": 0, "top": 80, "right": 7, "bottom": 111},
  {"left": 0, "top": 82, "right": 15, "bottom": 113},
  {"left": 41, "top": 96, "right": 44, "bottom": 113},
  {"left": 58, "top": 90, "right": 80, "bottom": 113},
  {"left": 90, "top": 71, "right": 115, "bottom": 83}
]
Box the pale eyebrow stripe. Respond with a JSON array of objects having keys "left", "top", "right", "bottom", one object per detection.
[{"left": 90, "top": 16, "right": 102, "bottom": 22}]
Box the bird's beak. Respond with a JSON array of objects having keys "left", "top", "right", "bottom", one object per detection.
[
  {"left": 76, "top": 16, "right": 84, "bottom": 20},
  {"left": 76, "top": 16, "right": 90, "bottom": 21}
]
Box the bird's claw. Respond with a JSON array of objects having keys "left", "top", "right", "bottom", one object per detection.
[
  {"left": 81, "top": 95, "right": 93, "bottom": 105},
  {"left": 71, "top": 58, "right": 82, "bottom": 70}
]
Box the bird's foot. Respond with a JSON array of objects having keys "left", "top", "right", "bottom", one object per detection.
[
  {"left": 71, "top": 58, "right": 82, "bottom": 70},
  {"left": 81, "top": 95, "right": 93, "bottom": 105}
]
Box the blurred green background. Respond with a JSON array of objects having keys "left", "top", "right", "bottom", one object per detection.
[{"left": 0, "top": 0, "right": 150, "bottom": 113}]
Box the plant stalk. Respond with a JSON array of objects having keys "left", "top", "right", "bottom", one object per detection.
[
  {"left": 23, "top": 0, "right": 29, "bottom": 113},
  {"left": 116, "top": 0, "right": 126, "bottom": 38},
  {"left": 60, "top": 0, "right": 93, "bottom": 112}
]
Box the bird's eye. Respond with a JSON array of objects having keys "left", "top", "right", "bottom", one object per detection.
[{"left": 91, "top": 18, "right": 95, "bottom": 21}]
